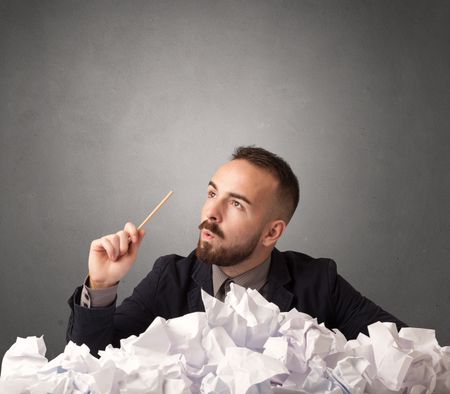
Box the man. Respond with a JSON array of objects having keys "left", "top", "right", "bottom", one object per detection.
[{"left": 67, "top": 146, "right": 406, "bottom": 355}]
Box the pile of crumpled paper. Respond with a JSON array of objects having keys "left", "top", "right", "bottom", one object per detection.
[{"left": 1, "top": 284, "right": 449, "bottom": 393}]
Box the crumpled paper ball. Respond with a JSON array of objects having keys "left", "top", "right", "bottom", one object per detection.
[{"left": 1, "top": 283, "right": 449, "bottom": 393}]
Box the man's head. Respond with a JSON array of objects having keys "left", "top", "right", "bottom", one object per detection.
[
  {"left": 231, "top": 146, "right": 300, "bottom": 223},
  {"left": 196, "top": 146, "right": 299, "bottom": 269}
]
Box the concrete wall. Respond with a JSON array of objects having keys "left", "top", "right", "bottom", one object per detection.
[{"left": 1, "top": 0, "right": 449, "bottom": 359}]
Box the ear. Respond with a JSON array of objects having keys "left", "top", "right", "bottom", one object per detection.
[{"left": 262, "top": 220, "right": 287, "bottom": 247}]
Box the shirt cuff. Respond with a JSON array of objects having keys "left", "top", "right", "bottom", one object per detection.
[{"left": 80, "top": 276, "right": 119, "bottom": 308}]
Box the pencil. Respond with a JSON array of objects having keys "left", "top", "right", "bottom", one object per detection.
[{"left": 137, "top": 191, "right": 173, "bottom": 230}]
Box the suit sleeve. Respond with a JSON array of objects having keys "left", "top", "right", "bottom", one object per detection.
[
  {"left": 66, "top": 257, "right": 166, "bottom": 356},
  {"left": 326, "top": 259, "right": 407, "bottom": 339}
]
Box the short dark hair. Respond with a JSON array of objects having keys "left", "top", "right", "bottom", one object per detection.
[{"left": 231, "top": 146, "right": 300, "bottom": 222}]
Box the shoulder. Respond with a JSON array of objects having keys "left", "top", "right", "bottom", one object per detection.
[
  {"left": 149, "top": 250, "right": 200, "bottom": 280},
  {"left": 274, "top": 249, "right": 336, "bottom": 269},
  {"left": 271, "top": 249, "right": 338, "bottom": 281},
  {"left": 134, "top": 251, "right": 199, "bottom": 296}
]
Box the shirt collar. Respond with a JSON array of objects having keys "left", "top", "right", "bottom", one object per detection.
[{"left": 212, "top": 255, "right": 272, "bottom": 298}]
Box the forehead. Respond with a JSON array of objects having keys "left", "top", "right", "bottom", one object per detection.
[{"left": 210, "top": 159, "right": 278, "bottom": 201}]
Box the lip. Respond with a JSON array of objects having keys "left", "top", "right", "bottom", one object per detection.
[{"left": 201, "top": 229, "right": 215, "bottom": 240}]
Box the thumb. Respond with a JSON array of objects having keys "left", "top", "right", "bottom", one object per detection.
[{"left": 138, "top": 229, "right": 146, "bottom": 242}]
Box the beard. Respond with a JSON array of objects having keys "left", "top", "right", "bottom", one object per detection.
[{"left": 196, "top": 220, "right": 261, "bottom": 267}]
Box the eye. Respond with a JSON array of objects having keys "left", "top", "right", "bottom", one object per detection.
[
  {"left": 208, "top": 190, "right": 216, "bottom": 198},
  {"left": 231, "top": 200, "right": 242, "bottom": 209}
]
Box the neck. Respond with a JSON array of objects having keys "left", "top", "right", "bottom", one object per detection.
[{"left": 219, "top": 247, "right": 273, "bottom": 278}]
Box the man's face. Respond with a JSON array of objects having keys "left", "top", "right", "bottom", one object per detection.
[{"left": 196, "top": 159, "right": 278, "bottom": 266}]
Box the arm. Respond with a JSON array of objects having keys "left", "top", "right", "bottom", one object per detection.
[
  {"left": 66, "top": 263, "right": 164, "bottom": 355},
  {"left": 66, "top": 222, "right": 149, "bottom": 355},
  {"left": 327, "top": 260, "right": 407, "bottom": 339},
  {"left": 66, "top": 286, "right": 118, "bottom": 355}
]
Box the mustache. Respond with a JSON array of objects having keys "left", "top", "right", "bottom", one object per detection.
[{"left": 198, "top": 220, "right": 225, "bottom": 239}]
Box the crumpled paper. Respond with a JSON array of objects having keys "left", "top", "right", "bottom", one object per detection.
[{"left": 1, "top": 283, "right": 449, "bottom": 393}]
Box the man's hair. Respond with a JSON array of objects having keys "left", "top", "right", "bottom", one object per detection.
[{"left": 231, "top": 146, "right": 300, "bottom": 223}]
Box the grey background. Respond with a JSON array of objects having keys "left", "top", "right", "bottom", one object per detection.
[{"left": 1, "top": 0, "right": 449, "bottom": 361}]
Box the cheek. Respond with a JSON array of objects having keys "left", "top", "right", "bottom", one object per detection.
[{"left": 227, "top": 214, "right": 254, "bottom": 236}]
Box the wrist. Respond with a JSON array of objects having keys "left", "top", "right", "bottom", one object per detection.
[{"left": 88, "top": 276, "right": 118, "bottom": 289}]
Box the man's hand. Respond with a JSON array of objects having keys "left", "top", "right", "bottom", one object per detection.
[{"left": 88, "top": 222, "right": 145, "bottom": 289}]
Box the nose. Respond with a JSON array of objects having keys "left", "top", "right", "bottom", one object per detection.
[{"left": 203, "top": 196, "right": 223, "bottom": 223}]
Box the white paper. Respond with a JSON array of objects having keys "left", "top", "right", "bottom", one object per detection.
[
  {"left": 1, "top": 336, "right": 47, "bottom": 379},
  {"left": 1, "top": 284, "right": 449, "bottom": 393},
  {"left": 216, "top": 347, "right": 288, "bottom": 394}
]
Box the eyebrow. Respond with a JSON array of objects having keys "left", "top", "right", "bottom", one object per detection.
[{"left": 208, "top": 180, "right": 252, "bottom": 205}]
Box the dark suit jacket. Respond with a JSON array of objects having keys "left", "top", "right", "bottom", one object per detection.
[{"left": 67, "top": 248, "right": 406, "bottom": 355}]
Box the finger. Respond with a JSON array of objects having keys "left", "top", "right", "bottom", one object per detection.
[
  {"left": 124, "top": 222, "right": 139, "bottom": 243},
  {"left": 110, "top": 234, "right": 122, "bottom": 260},
  {"left": 116, "top": 230, "right": 130, "bottom": 257},
  {"left": 100, "top": 236, "right": 117, "bottom": 261},
  {"left": 90, "top": 238, "right": 105, "bottom": 252},
  {"left": 129, "top": 229, "right": 146, "bottom": 255}
]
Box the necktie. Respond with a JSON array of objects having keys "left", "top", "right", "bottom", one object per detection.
[{"left": 217, "top": 278, "right": 234, "bottom": 302}]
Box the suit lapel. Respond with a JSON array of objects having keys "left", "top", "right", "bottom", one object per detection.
[
  {"left": 188, "top": 256, "right": 213, "bottom": 313},
  {"left": 266, "top": 249, "right": 294, "bottom": 312}
]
